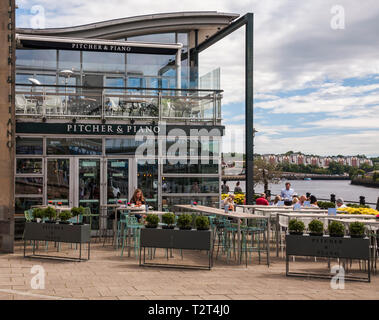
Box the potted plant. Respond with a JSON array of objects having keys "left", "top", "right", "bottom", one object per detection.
[
  {"left": 288, "top": 219, "right": 305, "bottom": 235},
  {"left": 349, "top": 221, "right": 366, "bottom": 238},
  {"left": 43, "top": 206, "right": 57, "bottom": 223},
  {"left": 145, "top": 214, "right": 159, "bottom": 228},
  {"left": 328, "top": 221, "right": 345, "bottom": 237},
  {"left": 32, "top": 208, "right": 44, "bottom": 223},
  {"left": 71, "top": 206, "right": 85, "bottom": 225},
  {"left": 195, "top": 216, "right": 210, "bottom": 231},
  {"left": 308, "top": 219, "right": 324, "bottom": 236},
  {"left": 177, "top": 214, "right": 193, "bottom": 230},
  {"left": 162, "top": 212, "right": 175, "bottom": 229},
  {"left": 59, "top": 210, "right": 72, "bottom": 224}
]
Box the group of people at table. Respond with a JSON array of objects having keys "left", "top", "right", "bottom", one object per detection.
[{"left": 223, "top": 181, "right": 347, "bottom": 212}]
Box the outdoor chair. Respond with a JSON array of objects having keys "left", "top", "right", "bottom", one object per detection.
[
  {"left": 16, "top": 94, "right": 37, "bottom": 114},
  {"left": 241, "top": 219, "right": 268, "bottom": 266},
  {"left": 42, "top": 95, "right": 63, "bottom": 115},
  {"left": 120, "top": 215, "right": 142, "bottom": 259}
]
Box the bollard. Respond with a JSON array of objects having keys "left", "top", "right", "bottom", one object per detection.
[
  {"left": 376, "top": 197, "right": 379, "bottom": 210},
  {"left": 330, "top": 194, "right": 336, "bottom": 203},
  {"left": 359, "top": 196, "right": 365, "bottom": 206}
]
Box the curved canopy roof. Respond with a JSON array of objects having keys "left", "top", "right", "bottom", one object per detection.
[{"left": 16, "top": 11, "right": 239, "bottom": 42}]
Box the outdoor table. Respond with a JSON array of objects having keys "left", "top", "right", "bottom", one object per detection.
[{"left": 174, "top": 205, "right": 271, "bottom": 265}]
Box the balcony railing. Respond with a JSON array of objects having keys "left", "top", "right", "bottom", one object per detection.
[{"left": 15, "top": 84, "right": 223, "bottom": 123}]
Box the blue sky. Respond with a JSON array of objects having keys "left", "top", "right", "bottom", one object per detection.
[{"left": 15, "top": 0, "right": 379, "bottom": 157}]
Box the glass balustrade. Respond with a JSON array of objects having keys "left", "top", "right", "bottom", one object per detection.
[{"left": 15, "top": 84, "right": 222, "bottom": 122}]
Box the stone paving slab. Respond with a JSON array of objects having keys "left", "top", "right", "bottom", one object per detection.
[{"left": 0, "top": 241, "right": 378, "bottom": 300}]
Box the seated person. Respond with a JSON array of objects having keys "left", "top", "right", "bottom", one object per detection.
[
  {"left": 292, "top": 196, "right": 300, "bottom": 205},
  {"left": 255, "top": 193, "right": 269, "bottom": 206},
  {"left": 272, "top": 195, "right": 282, "bottom": 205},
  {"left": 309, "top": 195, "right": 319, "bottom": 208},
  {"left": 223, "top": 194, "right": 235, "bottom": 211},
  {"left": 336, "top": 198, "right": 347, "bottom": 208},
  {"left": 299, "top": 195, "right": 307, "bottom": 206},
  {"left": 129, "top": 188, "right": 146, "bottom": 221}
]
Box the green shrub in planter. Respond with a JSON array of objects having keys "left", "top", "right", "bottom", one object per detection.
[
  {"left": 177, "top": 214, "right": 193, "bottom": 230},
  {"left": 59, "top": 210, "right": 72, "bottom": 223},
  {"left": 328, "top": 221, "right": 345, "bottom": 237},
  {"left": 71, "top": 206, "right": 85, "bottom": 217},
  {"left": 43, "top": 207, "right": 57, "bottom": 222},
  {"left": 162, "top": 212, "right": 176, "bottom": 229},
  {"left": 317, "top": 201, "right": 336, "bottom": 209},
  {"left": 349, "top": 222, "right": 365, "bottom": 238},
  {"left": 32, "top": 208, "right": 44, "bottom": 221},
  {"left": 288, "top": 219, "right": 305, "bottom": 235},
  {"left": 145, "top": 214, "right": 159, "bottom": 228},
  {"left": 195, "top": 216, "right": 210, "bottom": 231},
  {"left": 308, "top": 219, "right": 324, "bottom": 236}
]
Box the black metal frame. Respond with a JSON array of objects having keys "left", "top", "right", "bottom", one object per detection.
[
  {"left": 285, "top": 235, "right": 371, "bottom": 282},
  {"left": 139, "top": 228, "right": 213, "bottom": 270},
  {"left": 23, "top": 240, "right": 90, "bottom": 262},
  {"left": 194, "top": 13, "right": 255, "bottom": 204}
]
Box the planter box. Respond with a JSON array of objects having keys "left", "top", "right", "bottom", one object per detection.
[
  {"left": 24, "top": 222, "right": 91, "bottom": 243},
  {"left": 141, "top": 227, "right": 211, "bottom": 250},
  {"left": 286, "top": 234, "right": 371, "bottom": 282},
  {"left": 140, "top": 227, "right": 212, "bottom": 269}
]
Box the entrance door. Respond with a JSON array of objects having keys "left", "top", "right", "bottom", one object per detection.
[
  {"left": 46, "top": 158, "right": 72, "bottom": 206},
  {"left": 106, "top": 159, "right": 130, "bottom": 204},
  {"left": 78, "top": 159, "right": 101, "bottom": 228}
]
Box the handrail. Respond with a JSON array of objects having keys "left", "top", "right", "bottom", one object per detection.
[{"left": 15, "top": 83, "right": 224, "bottom": 94}]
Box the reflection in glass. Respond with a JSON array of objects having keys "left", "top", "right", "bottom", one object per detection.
[
  {"left": 83, "top": 51, "right": 125, "bottom": 73},
  {"left": 79, "top": 159, "right": 100, "bottom": 229},
  {"left": 15, "top": 177, "right": 43, "bottom": 195},
  {"left": 47, "top": 138, "right": 102, "bottom": 155},
  {"left": 165, "top": 138, "right": 219, "bottom": 156},
  {"left": 107, "top": 160, "right": 128, "bottom": 204},
  {"left": 162, "top": 196, "right": 219, "bottom": 211},
  {"left": 162, "top": 177, "right": 219, "bottom": 194},
  {"left": 47, "top": 159, "right": 70, "bottom": 205},
  {"left": 16, "top": 159, "right": 43, "bottom": 174},
  {"left": 16, "top": 137, "right": 43, "bottom": 155},
  {"left": 58, "top": 50, "right": 80, "bottom": 71},
  {"left": 15, "top": 197, "right": 42, "bottom": 215},
  {"left": 105, "top": 138, "right": 157, "bottom": 155},
  {"left": 163, "top": 159, "right": 219, "bottom": 174},
  {"left": 16, "top": 49, "right": 57, "bottom": 70},
  {"left": 137, "top": 160, "right": 158, "bottom": 209}
]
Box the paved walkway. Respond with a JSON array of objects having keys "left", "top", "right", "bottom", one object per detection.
[{"left": 0, "top": 241, "right": 378, "bottom": 300}]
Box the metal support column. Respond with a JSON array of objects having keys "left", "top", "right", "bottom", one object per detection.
[{"left": 245, "top": 13, "right": 254, "bottom": 205}]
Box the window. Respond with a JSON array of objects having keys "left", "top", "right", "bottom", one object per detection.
[
  {"left": 83, "top": 51, "right": 125, "bottom": 73},
  {"left": 15, "top": 177, "right": 43, "bottom": 195},
  {"left": 163, "top": 159, "right": 219, "bottom": 174},
  {"left": 162, "top": 177, "right": 219, "bottom": 194},
  {"left": 127, "top": 33, "right": 176, "bottom": 43},
  {"left": 47, "top": 138, "right": 102, "bottom": 155},
  {"left": 16, "top": 49, "right": 57, "bottom": 70},
  {"left": 15, "top": 197, "right": 42, "bottom": 215},
  {"left": 58, "top": 50, "right": 80, "bottom": 71},
  {"left": 16, "top": 159, "right": 43, "bottom": 174},
  {"left": 16, "top": 137, "right": 43, "bottom": 155},
  {"left": 137, "top": 160, "right": 158, "bottom": 209},
  {"left": 106, "top": 138, "right": 157, "bottom": 155}
]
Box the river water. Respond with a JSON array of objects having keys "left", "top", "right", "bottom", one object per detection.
[{"left": 228, "top": 180, "right": 379, "bottom": 205}]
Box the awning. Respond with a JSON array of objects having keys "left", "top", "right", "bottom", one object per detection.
[{"left": 16, "top": 34, "right": 182, "bottom": 55}]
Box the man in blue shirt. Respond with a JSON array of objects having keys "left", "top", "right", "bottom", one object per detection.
[{"left": 280, "top": 182, "right": 294, "bottom": 200}]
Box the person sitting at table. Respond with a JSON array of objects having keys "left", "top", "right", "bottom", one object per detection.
[
  {"left": 129, "top": 188, "right": 146, "bottom": 221},
  {"left": 309, "top": 195, "right": 319, "bottom": 208},
  {"left": 299, "top": 195, "right": 307, "bottom": 206},
  {"left": 223, "top": 194, "right": 235, "bottom": 211},
  {"left": 336, "top": 197, "right": 347, "bottom": 208},
  {"left": 255, "top": 193, "right": 269, "bottom": 206},
  {"left": 292, "top": 196, "right": 300, "bottom": 205}
]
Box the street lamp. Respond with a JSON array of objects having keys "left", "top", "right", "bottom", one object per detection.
[{"left": 60, "top": 69, "right": 74, "bottom": 115}]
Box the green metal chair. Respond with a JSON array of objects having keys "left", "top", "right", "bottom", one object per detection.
[{"left": 120, "top": 216, "right": 142, "bottom": 259}]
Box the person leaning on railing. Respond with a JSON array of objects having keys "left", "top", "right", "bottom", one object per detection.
[{"left": 223, "top": 194, "right": 235, "bottom": 212}]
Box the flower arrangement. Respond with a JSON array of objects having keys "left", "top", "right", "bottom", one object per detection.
[
  {"left": 337, "top": 207, "right": 379, "bottom": 215},
  {"left": 221, "top": 193, "right": 245, "bottom": 205}
]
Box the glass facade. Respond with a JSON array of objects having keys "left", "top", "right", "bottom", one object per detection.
[{"left": 14, "top": 29, "right": 223, "bottom": 215}]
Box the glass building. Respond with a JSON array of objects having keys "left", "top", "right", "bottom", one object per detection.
[{"left": 14, "top": 12, "right": 239, "bottom": 225}]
